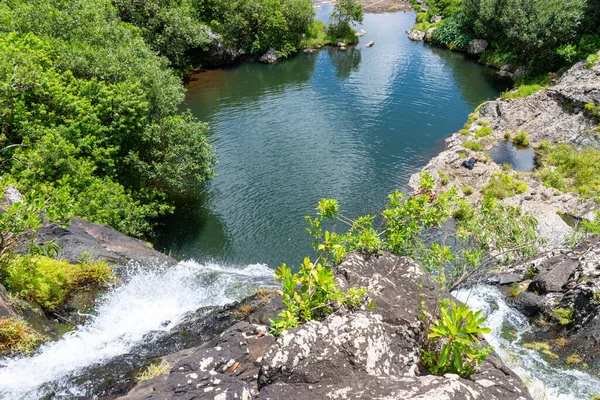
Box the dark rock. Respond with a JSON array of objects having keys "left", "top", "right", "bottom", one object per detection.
[
  {"left": 117, "top": 252, "right": 531, "bottom": 400},
  {"left": 508, "top": 292, "right": 545, "bottom": 317},
  {"left": 195, "top": 28, "right": 245, "bottom": 67},
  {"left": 33, "top": 218, "right": 174, "bottom": 266},
  {"left": 0, "top": 283, "right": 16, "bottom": 318},
  {"left": 528, "top": 259, "right": 578, "bottom": 294},
  {"left": 484, "top": 273, "right": 525, "bottom": 286}
]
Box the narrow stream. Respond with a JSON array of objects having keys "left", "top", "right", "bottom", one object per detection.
[
  {"left": 0, "top": 261, "right": 275, "bottom": 399},
  {"left": 455, "top": 286, "right": 600, "bottom": 400}
]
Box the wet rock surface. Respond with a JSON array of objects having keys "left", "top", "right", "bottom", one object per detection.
[{"left": 118, "top": 252, "right": 531, "bottom": 399}]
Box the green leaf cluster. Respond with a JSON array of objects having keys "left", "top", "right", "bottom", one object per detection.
[
  {"left": 269, "top": 257, "right": 367, "bottom": 335},
  {"left": 328, "top": 0, "right": 364, "bottom": 38},
  {"left": 421, "top": 300, "right": 491, "bottom": 378}
]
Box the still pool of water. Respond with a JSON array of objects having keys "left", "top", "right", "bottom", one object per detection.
[
  {"left": 155, "top": 10, "right": 510, "bottom": 268},
  {"left": 490, "top": 140, "right": 537, "bottom": 171}
]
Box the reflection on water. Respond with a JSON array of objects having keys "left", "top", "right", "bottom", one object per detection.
[
  {"left": 154, "top": 11, "right": 510, "bottom": 268},
  {"left": 490, "top": 140, "right": 537, "bottom": 172}
]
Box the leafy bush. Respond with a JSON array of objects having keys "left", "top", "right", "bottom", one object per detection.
[
  {"left": 203, "top": 0, "right": 315, "bottom": 56},
  {"left": 113, "top": 0, "right": 210, "bottom": 68},
  {"left": 0, "top": 317, "right": 46, "bottom": 355},
  {"left": 269, "top": 258, "right": 367, "bottom": 335},
  {"left": 305, "top": 174, "right": 539, "bottom": 290},
  {"left": 0, "top": 1, "right": 216, "bottom": 236},
  {"left": 481, "top": 173, "right": 528, "bottom": 199},
  {"left": 2, "top": 255, "right": 114, "bottom": 311},
  {"left": 327, "top": 0, "right": 363, "bottom": 39},
  {"left": 461, "top": 186, "right": 474, "bottom": 196},
  {"left": 463, "top": 141, "right": 483, "bottom": 151},
  {"left": 474, "top": 124, "right": 493, "bottom": 138},
  {"left": 421, "top": 300, "right": 491, "bottom": 378},
  {"left": 431, "top": 12, "right": 472, "bottom": 50},
  {"left": 513, "top": 131, "right": 531, "bottom": 146}
]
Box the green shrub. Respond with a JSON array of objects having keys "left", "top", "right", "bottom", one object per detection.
[
  {"left": 0, "top": 317, "right": 46, "bottom": 355},
  {"left": 552, "top": 308, "right": 574, "bottom": 326},
  {"left": 438, "top": 170, "right": 450, "bottom": 186},
  {"left": 504, "top": 132, "right": 512, "bottom": 140},
  {"left": 586, "top": 53, "right": 599, "bottom": 68},
  {"left": 474, "top": 124, "right": 493, "bottom": 138},
  {"left": 328, "top": 0, "right": 363, "bottom": 39},
  {"left": 463, "top": 141, "right": 483, "bottom": 151},
  {"left": 513, "top": 131, "right": 531, "bottom": 146},
  {"left": 431, "top": 12, "right": 472, "bottom": 51},
  {"left": 585, "top": 102, "right": 600, "bottom": 119},
  {"left": 501, "top": 84, "right": 543, "bottom": 100},
  {"left": 502, "top": 163, "right": 512, "bottom": 172},
  {"left": 461, "top": 186, "right": 474, "bottom": 196},
  {"left": 459, "top": 129, "right": 470, "bottom": 136},
  {"left": 481, "top": 173, "right": 528, "bottom": 199},
  {"left": 2, "top": 255, "right": 115, "bottom": 311},
  {"left": 524, "top": 265, "right": 537, "bottom": 280},
  {"left": 0, "top": 2, "right": 216, "bottom": 237},
  {"left": 270, "top": 257, "right": 368, "bottom": 335},
  {"left": 138, "top": 361, "right": 171, "bottom": 382},
  {"left": 421, "top": 300, "right": 492, "bottom": 378}
]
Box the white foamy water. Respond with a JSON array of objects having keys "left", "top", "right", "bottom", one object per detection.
[
  {"left": 0, "top": 260, "right": 275, "bottom": 399},
  {"left": 454, "top": 286, "right": 600, "bottom": 400}
]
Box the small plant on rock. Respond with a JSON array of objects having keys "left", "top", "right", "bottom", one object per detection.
[
  {"left": 137, "top": 361, "right": 171, "bottom": 382},
  {"left": 270, "top": 258, "right": 368, "bottom": 335},
  {"left": 464, "top": 141, "right": 483, "bottom": 152},
  {"left": 552, "top": 308, "right": 574, "bottom": 326},
  {"left": 513, "top": 131, "right": 531, "bottom": 146},
  {"left": 421, "top": 300, "right": 492, "bottom": 378}
]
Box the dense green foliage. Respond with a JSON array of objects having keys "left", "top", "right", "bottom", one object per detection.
[
  {"left": 113, "top": 0, "right": 210, "bottom": 69},
  {"left": 0, "top": 0, "right": 215, "bottom": 236},
  {"left": 421, "top": 299, "right": 491, "bottom": 378},
  {"left": 199, "top": 0, "right": 315, "bottom": 56},
  {"left": 2, "top": 255, "right": 114, "bottom": 311},
  {"left": 415, "top": 0, "right": 600, "bottom": 73}
]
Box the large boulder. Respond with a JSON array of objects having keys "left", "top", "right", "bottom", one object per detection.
[
  {"left": 119, "top": 252, "right": 531, "bottom": 400},
  {"left": 259, "top": 48, "right": 278, "bottom": 64},
  {"left": 407, "top": 29, "right": 426, "bottom": 41},
  {"left": 195, "top": 28, "right": 245, "bottom": 67},
  {"left": 33, "top": 218, "right": 174, "bottom": 266},
  {"left": 0, "top": 284, "right": 16, "bottom": 318},
  {"left": 467, "top": 39, "right": 488, "bottom": 56}
]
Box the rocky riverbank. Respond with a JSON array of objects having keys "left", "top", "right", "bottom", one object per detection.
[
  {"left": 118, "top": 252, "right": 530, "bottom": 400},
  {"left": 409, "top": 54, "right": 600, "bottom": 246},
  {"left": 408, "top": 53, "right": 600, "bottom": 384}
]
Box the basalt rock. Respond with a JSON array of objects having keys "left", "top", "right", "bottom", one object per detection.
[
  {"left": 119, "top": 252, "right": 531, "bottom": 400},
  {"left": 195, "top": 28, "right": 246, "bottom": 67},
  {"left": 467, "top": 39, "right": 488, "bottom": 56},
  {"left": 32, "top": 218, "right": 174, "bottom": 266}
]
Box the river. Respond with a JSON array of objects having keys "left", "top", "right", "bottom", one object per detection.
[{"left": 154, "top": 8, "right": 509, "bottom": 268}]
